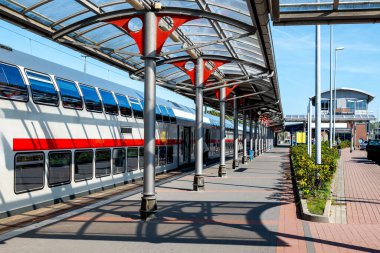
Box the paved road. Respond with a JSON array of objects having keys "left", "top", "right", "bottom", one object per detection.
[{"left": 1, "top": 148, "right": 380, "bottom": 253}]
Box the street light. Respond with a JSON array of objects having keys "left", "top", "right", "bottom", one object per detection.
[{"left": 332, "top": 46, "right": 344, "bottom": 145}]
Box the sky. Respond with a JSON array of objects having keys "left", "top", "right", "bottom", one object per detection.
[
  {"left": 0, "top": 20, "right": 380, "bottom": 118},
  {"left": 272, "top": 24, "right": 380, "bottom": 117}
]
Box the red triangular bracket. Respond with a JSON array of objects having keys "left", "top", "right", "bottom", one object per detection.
[
  {"left": 215, "top": 83, "right": 238, "bottom": 100},
  {"left": 171, "top": 59, "right": 228, "bottom": 85},
  {"left": 108, "top": 14, "right": 197, "bottom": 55},
  {"left": 172, "top": 60, "right": 196, "bottom": 84}
]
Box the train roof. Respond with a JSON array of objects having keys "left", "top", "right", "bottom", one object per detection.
[{"left": 0, "top": 47, "right": 241, "bottom": 129}]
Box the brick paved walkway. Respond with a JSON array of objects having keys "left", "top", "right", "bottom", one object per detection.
[{"left": 1, "top": 148, "right": 380, "bottom": 253}]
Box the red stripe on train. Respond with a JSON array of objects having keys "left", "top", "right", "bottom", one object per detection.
[{"left": 13, "top": 138, "right": 179, "bottom": 151}]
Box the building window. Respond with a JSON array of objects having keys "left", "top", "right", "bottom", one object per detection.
[
  {"left": 356, "top": 100, "right": 367, "bottom": 110},
  {"left": 347, "top": 100, "right": 355, "bottom": 112},
  {"left": 0, "top": 62, "right": 28, "bottom": 102},
  {"left": 321, "top": 100, "right": 329, "bottom": 111},
  {"left": 95, "top": 149, "right": 111, "bottom": 177},
  {"left": 127, "top": 147, "right": 139, "bottom": 171},
  {"left": 113, "top": 148, "right": 126, "bottom": 174},
  {"left": 74, "top": 150, "right": 93, "bottom": 182},
  {"left": 15, "top": 152, "right": 44, "bottom": 193},
  {"left": 48, "top": 151, "right": 71, "bottom": 187}
]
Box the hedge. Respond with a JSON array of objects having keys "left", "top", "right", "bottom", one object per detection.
[{"left": 291, "top": 142, "right": 339, "bottom": 199}]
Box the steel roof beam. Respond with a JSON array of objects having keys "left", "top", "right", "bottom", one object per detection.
[
  {"left": 21, "top": 0, "right": 53, "bottom": 14},
  {"left": 274, "top": 9, "right": 380, "bottom": 25},
  {"left": 52, "top": 7, "right": 255, "bottom": 40},
  {"left": 75, "top": 0, "right": 103, "bottom": 14},
  {"left": 160, "top": 31, "right": 255, "bottom": 57}
]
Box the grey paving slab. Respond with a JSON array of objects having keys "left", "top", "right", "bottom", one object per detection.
[{"left": 0, "top": 148, "right": 290, "bottom": 253}]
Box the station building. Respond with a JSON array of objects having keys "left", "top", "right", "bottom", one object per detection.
[{"left": 311, "top": 87, "right": 375, "bottom": 147}]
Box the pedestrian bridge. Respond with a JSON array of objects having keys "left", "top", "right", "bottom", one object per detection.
[{"left": 285, "top": 114, "right": 376, "bottom": 122}]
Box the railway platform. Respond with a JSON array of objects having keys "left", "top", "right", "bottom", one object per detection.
[{"left": 1, "top": 147, "right": 380, "bottom": 253}]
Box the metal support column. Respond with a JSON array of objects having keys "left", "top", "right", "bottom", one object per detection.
[
  {"left": 193, "top": 57, "right": 205, "bottom": 191},
  {"left": 260, "top": 124, "right": 264, "bottom": 154},
  {"left": 140, "top": 11, "right": 157, "bottom": 220},
  {"left": 232, "top": 96, "right": 239, "bottom": 168},
  {"left": 218, "top": 87, "right": 227, "bottom": 177},
  {"left": 315, "top": 24, "right": 322, "bottom": 164},
  {"left": 307, "top": 98, "right": 312, "bottom": 157},
  {"left": 249, "top": 113, "right": 253, "bottom": 160},
  {"left": 350, "top": 121, "right": 354, "bottom": 153},
  {"left": 242, "top": 113, "right": 247, "bottom": 164},
  {"left": 254, "top": 118, "right": 258, "bottom": 157},
  {"left": 329, "top": 25, "right": 333, "bottom": 148}
]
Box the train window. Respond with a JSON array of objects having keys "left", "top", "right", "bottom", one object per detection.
[
  {"left": 55, "top": 77, "right": 83, "bottom": 109},
  {"left": 14, "top": 152, "right": 44, "bottom": 193},
  {"left": 139, "top": 147, "right": 144, "bottom": 170},
  {"left": 129, "top": 97, "right": 143, "bottom": 118},
  {"left": 159, "top": 146, "right": 167, "bottom": 165},
  {"left": 155, "top": 105, "right": 163, "bottom": 122},
  {"left": 95, "top": 149, "right": 111, "bottom": 177},
  {"left": 159, "top": 105, "right": 170, "bottom": 123},
  {"left": 0, "top": 62, "right": 28, "bottom": 102},
  {"left": 166, "top": 107, "right": 177, "bottom": 123},
  {"left": 115, "top": 94, "right": 132, "bottom": 117},
  {"left": 155, "top": 147, "right": 159, "bottom": 166},
  {"left": 112, "top": 148, "right": 126, "bottom": 174},
  {"left": 26, "top": 70, "right": 59, "bottom": 106},
  {"left": 167, "top": 146, "right": 174, "bottom": 164},
  {"left": 79, "top": 84, "right": 103, "bottom": 113},
  {"left": 127, "top": 147, "right": 138, "bottom": 171},
  {"left": 48, "top": 151, "right": 71, "bottom": 187},
  {"left": 99, "top": 89, "right": 118, "bottom": 115},
  {"left": 74, "top": 150, "right": 93, "bottom": 182}
]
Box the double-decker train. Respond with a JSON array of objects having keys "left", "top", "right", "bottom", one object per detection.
[{"left": 0, "top": 48, "right": 244, "bottom": 217}]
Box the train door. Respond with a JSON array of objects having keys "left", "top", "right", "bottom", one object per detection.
[
  {"left": 183, "top": 127, "right": 191, "bottom": 164},
  {"left": 205, "top": 128, "right": 210, "bottom": 161}
]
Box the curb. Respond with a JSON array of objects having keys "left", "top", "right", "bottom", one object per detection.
[{"left": 290, "top": 154, "right": 334, "bottom": 223}]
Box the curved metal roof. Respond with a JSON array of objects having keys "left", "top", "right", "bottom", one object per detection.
[
  {"left": 311, "top": 87, "right": 375, "bottom": 103},
  {"left": 0, "top": 0, "right": 283, "bottom": 125}
]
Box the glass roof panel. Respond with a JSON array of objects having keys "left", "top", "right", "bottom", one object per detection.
[
  {"left": 0, "top": 0, "right": 283, "bottom": 119},
  {"left": 58, "top": 12, "right": 96, "bottom": 28},
  {"left": 208, "top": 4, "right": 252, "bottom": 25},
  {"left": 159, "top": 0, "right": 200, "bottom": 9},
  {"left": 80, "top": 24, "right": 121, "bottom": 42},
  {"left": 32, "top": 1, "right": 86, "bottom": 22},
  {"left": 2, "top": 0, "right": 37, "bottom": 11},
  {"left": 101, "top": 3, "right": 133, "bottom": 12}
]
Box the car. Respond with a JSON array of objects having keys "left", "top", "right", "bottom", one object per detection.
[
  {"left": 360, "top": 140, "right": 368, "bottom": 150},
  {"left": 366, "top": 139, "right": 380, "bottom": 161}
]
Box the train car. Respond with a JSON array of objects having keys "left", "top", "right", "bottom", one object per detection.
[{"left": 0, "top": 48, "right": 244, "bottom": 217}]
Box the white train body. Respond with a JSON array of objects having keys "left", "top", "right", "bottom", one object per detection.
[{"left": 0, "top": 48, "right": 242, "bottom": 217}]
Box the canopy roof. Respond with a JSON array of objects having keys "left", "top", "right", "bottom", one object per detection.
[
  {"left": 0, "top": 0, "right": 283, "bottom": 126},
  {"left": 271, "top": 0, "right": 380, "bottom": 25}
]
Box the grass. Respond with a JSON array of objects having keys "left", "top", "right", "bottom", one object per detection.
[
  {"left": 306, "top": 182, "right": 332, "bottom": 215},
  {"left": 307, "top": 198, "right": 327, "bottom": 215}
]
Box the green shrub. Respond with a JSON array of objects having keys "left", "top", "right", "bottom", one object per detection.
[
  {"left": 339, "top": 140, "right": 350, "bottom": 149},
  {"left": 291, "top": 142, "right": 338, "bottom": 199}
]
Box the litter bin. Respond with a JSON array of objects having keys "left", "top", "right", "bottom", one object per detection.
[{"left": 249, "top": 149, "right": 254, "bottom": 161}]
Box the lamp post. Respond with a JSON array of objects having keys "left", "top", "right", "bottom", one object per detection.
[
  {"left": 333, "top": 46, "right": 344, "bottom": 145},
  {"left": 81, "top": 55, "right": 87, "bottom": 73}
]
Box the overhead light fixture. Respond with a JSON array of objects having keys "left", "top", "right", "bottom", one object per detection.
[{"left": 153, "top": 1, "right": 162, "bottom": 10}]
